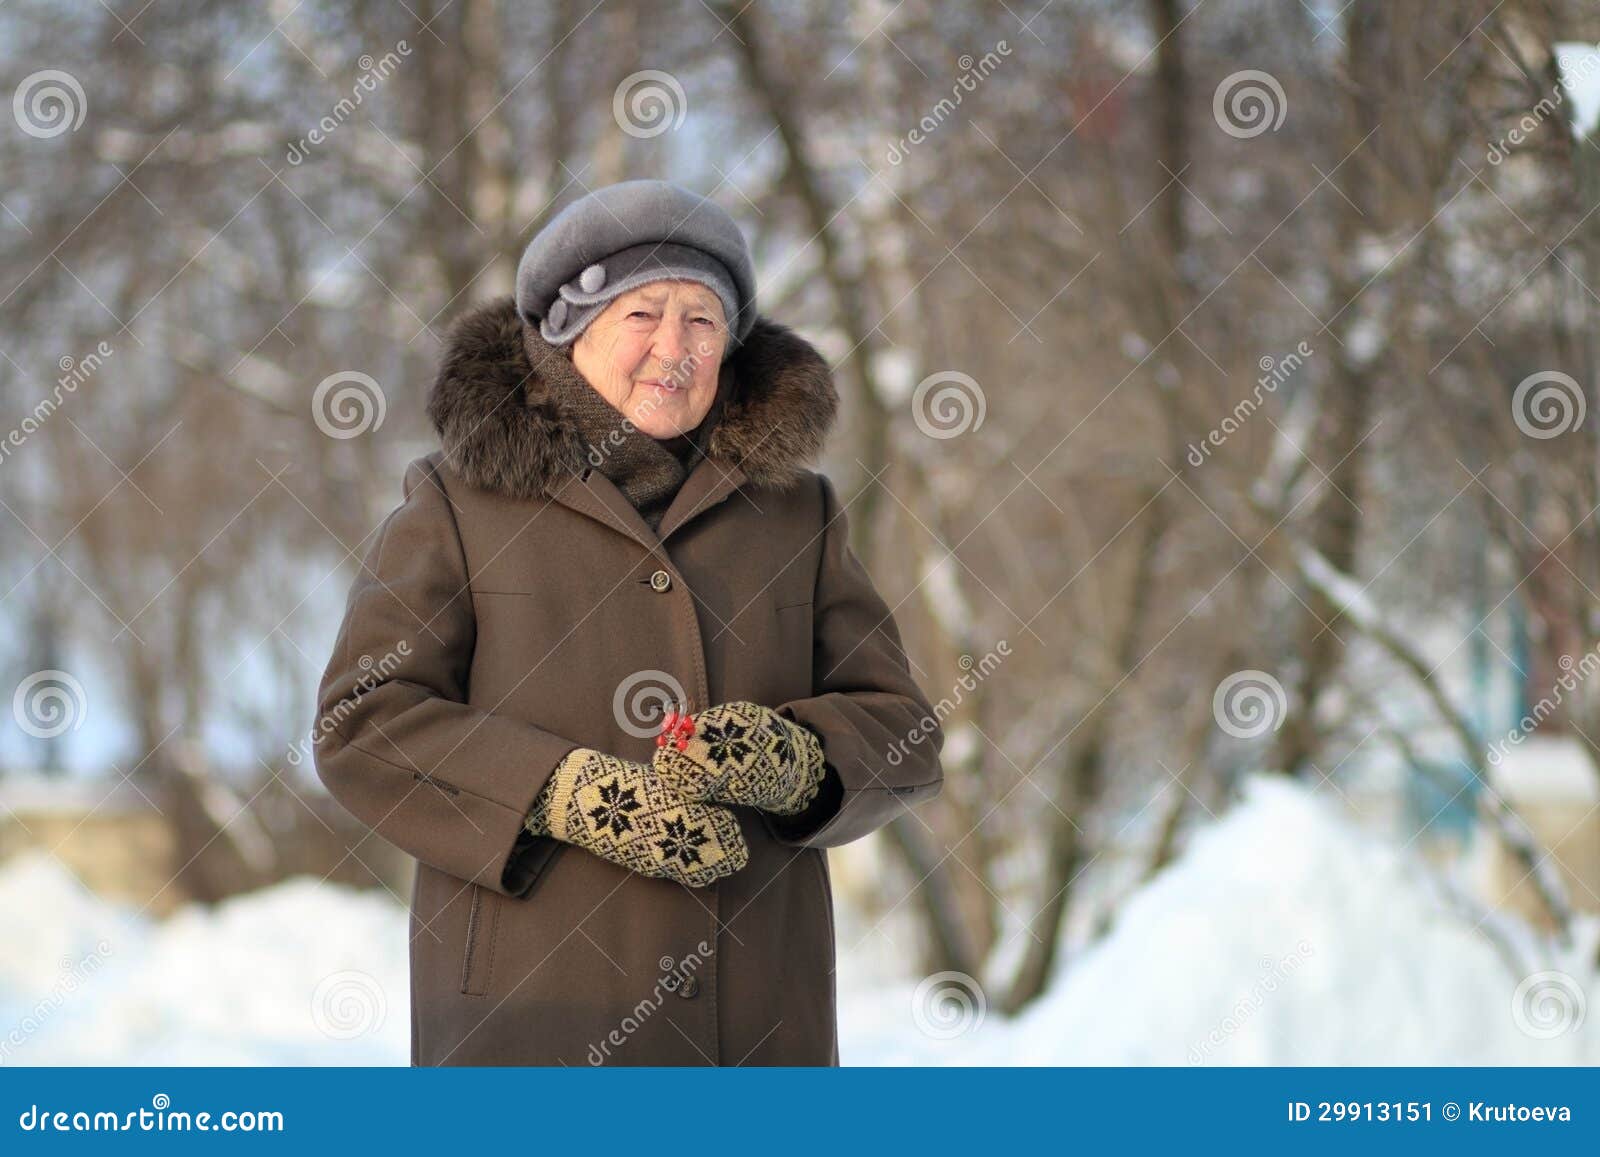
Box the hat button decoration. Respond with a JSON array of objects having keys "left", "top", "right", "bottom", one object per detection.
[{"left": 514, "top": 178, "right": 758, "bottom": 359}]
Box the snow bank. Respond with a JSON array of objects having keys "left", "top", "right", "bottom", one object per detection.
[
  {"left": 839, "top": 775, "right": 1599, "bottom": 1065},
  {"left": 1, "top": 774, "right": 1593, "bottom": 1065},
  {"left": 0, "top": 853, "right": 407, "bottom": 1065}
]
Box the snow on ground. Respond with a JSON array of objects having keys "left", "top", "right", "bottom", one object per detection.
[
  {"left": 0, "top": 855, "right": 407, "bottom": 1065},
  {"left": 0, "top": 774, "right": 1594, "bottom": 1065},
  {"left": 841, "top": 775, "right": 1599, "bottom": 1065}
]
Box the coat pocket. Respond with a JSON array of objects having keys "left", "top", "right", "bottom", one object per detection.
[{"left": 459, "top": 883, "right": 500, "bottom": 996}]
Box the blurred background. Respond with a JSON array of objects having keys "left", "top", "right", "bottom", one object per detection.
[{"left": 1, "top": 0, "right": 1598, "bottom": 1064}]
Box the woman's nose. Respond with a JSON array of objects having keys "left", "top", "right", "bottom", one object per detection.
[{"left": 653, "top": 323, "right": 691, "bottom": 372}]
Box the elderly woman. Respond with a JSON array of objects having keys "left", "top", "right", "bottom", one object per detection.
[{"left": 314, "top": 179, "right": 944, "bottom": 1066}]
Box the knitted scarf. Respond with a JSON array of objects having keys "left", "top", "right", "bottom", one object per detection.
[{"left": 525, "top": 325, "right": 721, "bottom": 532}]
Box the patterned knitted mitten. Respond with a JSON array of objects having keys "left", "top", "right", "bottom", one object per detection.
[
  {"left": 524, "top": 748, "right": 748, "bottom": 887},
  {"left": 652, "top": 701, "right": 826, "bottom": 816}
]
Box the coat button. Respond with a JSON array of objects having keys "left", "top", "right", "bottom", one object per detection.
[
  {"left": 676, "top": 974, "right": 700, "bottom": 999},
  {"left": 650, "top": 569, "right": 672, "bottom": 592}
]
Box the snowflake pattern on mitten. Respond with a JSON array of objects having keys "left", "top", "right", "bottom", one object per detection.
[
  {"left": 652, "top": 701, "right": 826, "bottom": 816},
  {"left": 523, "top": 748, "right": 747, "bottom": 887}
]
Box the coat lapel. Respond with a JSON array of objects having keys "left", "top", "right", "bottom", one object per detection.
[
  {"left": 553, "top": 455, "right": 751, "bottom": 553},
  {"left": 656, "top": 457, "right": 749, "bottom": 542},
  {"left": 552, "top": 470, "right": 659, "bottom": 554}
]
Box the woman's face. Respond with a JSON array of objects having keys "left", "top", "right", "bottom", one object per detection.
[{"left": 570, "top": 280, "right": 729, "bottom": 438}]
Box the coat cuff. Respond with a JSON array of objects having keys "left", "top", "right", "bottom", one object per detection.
[
  {"left": 761, "top": 758, "right": 845, "bottom": 842},
  {"left": 501, "top": 828, "right": 563, "bottom": 898},
  {"left": 758, "top": 702, "right": 942, "bottom": 848}
]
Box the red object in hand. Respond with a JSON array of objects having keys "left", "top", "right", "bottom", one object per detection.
[{"left": 656, "top": 706, "right": 696, "bottom": 749}]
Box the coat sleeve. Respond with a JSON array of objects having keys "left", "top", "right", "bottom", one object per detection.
[
  {"left": 312, "top": 456, "right": 577, "bottom": 899},
  {"left": 762, "top": 472, "right": 945, "bottom": 847}
]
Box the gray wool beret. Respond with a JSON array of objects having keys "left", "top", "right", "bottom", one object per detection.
[{"left": 514, "top": 179, "right": 757, "bottom": 356}]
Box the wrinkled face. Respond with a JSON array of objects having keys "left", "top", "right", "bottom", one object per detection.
[{"left": 570, "top": 280, "right": 729, "bottom": 438}]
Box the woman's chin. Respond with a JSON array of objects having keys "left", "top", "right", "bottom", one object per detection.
[{"left": 629, "top": 400, "right": 706, "bottom": 439}]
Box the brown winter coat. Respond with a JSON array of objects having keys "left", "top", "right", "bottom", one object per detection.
[{"left": 313, "top": 296, "right": 945, "bottom": 1066}]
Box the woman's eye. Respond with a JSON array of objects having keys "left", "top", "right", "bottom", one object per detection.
[
  {"left": 628, "top": 311, "right": 654, "bottom": 320},
  {"left": 692, "top": 317, "right": 713, "bottom": 326}
]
